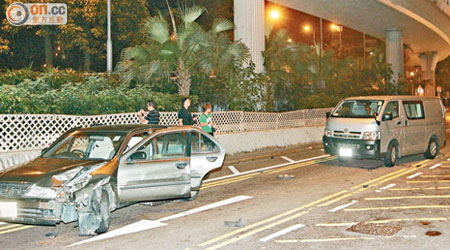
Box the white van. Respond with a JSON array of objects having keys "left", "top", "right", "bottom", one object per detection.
[{"left": 323, "top": 96, "right": 446, "bottom": 167}]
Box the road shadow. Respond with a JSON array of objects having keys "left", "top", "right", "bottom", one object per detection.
[{"left": 324, "top": 153, "right": 429, "bottom": 170}]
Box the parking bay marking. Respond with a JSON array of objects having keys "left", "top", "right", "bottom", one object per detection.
[
  {"left": 316, "top": 217, "right": 449, "bottom": 227},
  {"left": 375, "top": 183, "right": 396, "bottom": 192},
  {"left": 389, "top": 186, "right": 450, "bottom": 191},
  {"left": 406, "top": 172, "right": 423, "bottom": 179},
  {"left": 227, "top": 166, "right": 240, "bottom": 175},
  {"left": 259, "top": 224, "right": 305, "bottom": 242},
  {"left": 280, "top": 156, "right": 295, "bottom": 163},
  {"left": 429, "top": 163, "right": 442, "bottom": 169},
  {"left": 198, "top": 161, "right": 430, "bottom": 249},
  {"left": 276, "top": 235, "right": 416, "bottom": 243},
  {"left": 365, "top": 194, "right": 450, "bottom": 200},
  {"left": 67, "top": 195, "right": 253, "bottom": 247},
  {"left": 345, "top": 205, "right": 450, "bottom": 212},
  {"left": 329, "top": 200, "right": 358, "bottom": 213}
]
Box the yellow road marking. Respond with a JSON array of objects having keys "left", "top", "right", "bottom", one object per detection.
[
  {"left": 421, "top": 175, "right": 450, "bottom": 178},
  {"left": 0, "top": 224, "right": 23, "bottom": 231},
  {"left": 198, "top": 159, "right": 431, "bottom": 249},
  {"left": 345, "top": 205, "right": 450, "bottom": 212},
  {"left": 198, "top": 190, "right": 347, "bottom": 247},
  {"left": 365, "top": 194, "right": 450, "bottom": 200},
  {"left": 276, "top": 237, "right": 375, "bottom": 243},
  {"left": 316, "top": 217, "right": 448, "bottom": 227},
  {"left": 389, "top": 186, "right": 450, "bottom": 191},
  {"left": 0, "top": 225, "right": 33, "bottom": 235},
  {"left": 205, "top": 211, "right": 308, "bottom": 250},
  {"left": 319, "top": 167, "right": 412, "bottom": 207},
  {"left": 202, "top": 157, "right": 335, "bottom": 190},
  {"left": 407, "top": 180, "right": 450, "bottom": 183}
]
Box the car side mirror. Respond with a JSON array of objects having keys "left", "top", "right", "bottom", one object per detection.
[
  {"left": 41, "top": 147, "right": 49, "bottom": 155},
  {"left": 128, "top": 151, "right": 147, "bottom": 162},
  {"left": 326, "top": 112, "right": 331, "bottom": 119},
  {"left": 383, "top": 112, "right": 393, "bottom": 121}
]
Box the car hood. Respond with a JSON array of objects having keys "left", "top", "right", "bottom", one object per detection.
[
  {"left": 326, "top": 117, "right": 379, "bottom": 132},
  {"left": 0, "top": 157, "right": 105, "bottom": 184}
]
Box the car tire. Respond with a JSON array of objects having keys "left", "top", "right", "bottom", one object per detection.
[
  {"left": 184, "top": 190, "right": 200, "bottom": 201},
  {"left": 95, "top": 190, "right": 111, "bottom": 234},
  {"left": 424, "top": 138, "right": 438, "bottom": 159},
  {"left": 338, "top": 156, "right": 348, "bottom": 163},
  {"left": 384, "top": 143, "right": 397, "bottom": 167}
]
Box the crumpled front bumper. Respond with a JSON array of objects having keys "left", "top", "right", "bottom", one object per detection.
[{"left": 0, "top": 198, "right": 60, "bottom": 225}]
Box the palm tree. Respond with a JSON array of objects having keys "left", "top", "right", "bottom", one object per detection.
[{"left": 116, "top": 5, "right": 249, "bottom": 97}]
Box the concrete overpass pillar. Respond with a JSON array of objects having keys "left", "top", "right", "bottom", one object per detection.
[
  {"left": 419, "top": 52, "right": 439, "bottom": 96},
  {"left": 234, "top": 0, "right": 265, "bottom": 72},
  {"left": 385, "top": 28, "right": 404, "bottom": 85}
]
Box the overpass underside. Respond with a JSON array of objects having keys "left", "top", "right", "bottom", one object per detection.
[{"left": 234, "top": 0, "right": 450, "bottom": 96}]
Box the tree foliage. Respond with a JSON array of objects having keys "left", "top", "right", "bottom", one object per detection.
[{"left": 116, "top": 3, "right": 249, "bottom": 97}]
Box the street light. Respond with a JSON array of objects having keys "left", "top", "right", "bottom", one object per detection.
[
  {"left": 106, "top": 0, "right": 113, "bottom": 74},
  {"left": 331, "top": 23, "right": 343, "bottom": 50},
  {"left": 269, "top": 9, "right": 280, "bottom": 20},
  {"left": 303, "top": 24, "right": 316, "bottom": 45}
]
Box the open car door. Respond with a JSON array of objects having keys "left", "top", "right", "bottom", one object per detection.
[
  {"left": 189, "top": 130, "right": 226, "bottom": 191},
  {"left": 117, "top": 131, "right": 191, "bottom": 202}
]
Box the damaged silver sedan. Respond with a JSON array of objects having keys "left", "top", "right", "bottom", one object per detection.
[{"left": 0, "top": 124, "right": 225, "bottom": 235}]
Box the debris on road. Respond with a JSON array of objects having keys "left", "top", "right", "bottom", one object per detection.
[
  {"left": 426, "top": 231, "right": 442, "bottom": 236},
  {"left": 277, "top": 174, "right": 295, "bottom": 180},
  {"left": 347, "top": 222, "right": 402, "bottom": 236},
  {"left": 421, "top": 221, "right": 431, "bottom": 225},
  {"left": 362, "top": 185, "right": 369, "bottom": 188},
  {"left": 45, "top": 232, "right": 59, "bottom": 238},
  {"left": 224, "top": 218, "right": 245, "bottom": 227}
]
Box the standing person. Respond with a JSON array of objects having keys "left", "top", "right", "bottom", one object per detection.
[
  {"left": 138, "top": 100, "right": 160, "bottom": 125},
  {"left": 200, "top": 103, "right": 214, "bottom": 136},
  {"left": 178, "top": 97, "right": 195, "bottom": 126}
]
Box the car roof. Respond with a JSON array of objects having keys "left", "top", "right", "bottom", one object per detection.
[
  {"left": 76, "top": 124, "right": 168, "bottom": 134},
  {"left": 344, "top": 95, "right": 441, "bottom": 101}
]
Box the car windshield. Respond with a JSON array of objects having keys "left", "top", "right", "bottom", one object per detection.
[
  {"left": 331, "top": 100, "right": 384, "bottom": 118},
  {"left": 42, "top": 132, "right": 125, "bottom": 160}
]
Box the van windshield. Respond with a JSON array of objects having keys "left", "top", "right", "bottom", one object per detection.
[{"left": 331, "top": 100, "right": 384, "bottom": 118}]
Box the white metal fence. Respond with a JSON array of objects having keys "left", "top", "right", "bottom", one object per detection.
[{"left": 0, "top": 108, "right": 331, "bottom": 153}]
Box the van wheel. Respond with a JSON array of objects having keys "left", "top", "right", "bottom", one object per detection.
[
  {"left": 424, "top": 138, "right": 438, "bottom": 159},
  {"left": 384, "top": 143, "right": 397, "bottom": 167}
]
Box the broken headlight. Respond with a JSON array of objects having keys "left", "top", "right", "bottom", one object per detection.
[
  {"left": 24, "top": 185, "right": 57, "bottom": 199},
  {"left": 62, "top": 162, "right": 106, "bottom": 194}
]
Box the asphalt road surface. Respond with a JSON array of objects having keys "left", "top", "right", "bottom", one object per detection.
[{"left": 2, "top": 133, "right": 450, "bottom": 250}]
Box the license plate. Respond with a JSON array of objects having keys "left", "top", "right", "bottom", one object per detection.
[
  {"left": 0, "top": 202, "right": 17, "bottom": 218},
  {"left": 339, "top": 148, "right": 353, "bottom": 157}
]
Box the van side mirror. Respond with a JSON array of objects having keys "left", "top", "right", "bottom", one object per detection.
[
  {"left": 383, "top": 112, "right": 393, "bottom": 121},
  {"left": 326, "top": 112, "right": 331, "bottom": 119}
]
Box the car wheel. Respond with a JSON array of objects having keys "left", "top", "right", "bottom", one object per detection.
[
  {"left": 184, "top": 190, "right": 200, "bottom": 201},
  {"left": 95, "top": 190, "right": 110, "bottom": 234},
  {"left": 338, "top": 156, "right": 348, "bottom": 163},
  {"left": 424, "top": 138, "right": 438, "bottom": 159},
  {"left": 384, "top": 143, "right": 397, "bottom": 167}
]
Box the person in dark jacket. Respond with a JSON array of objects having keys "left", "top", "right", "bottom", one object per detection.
[
  {"left": 138, "top": 100, "right": 160, "bottom": 125},
  {"left": 178, "top": 97, "right": 195, "bottom": 125}
]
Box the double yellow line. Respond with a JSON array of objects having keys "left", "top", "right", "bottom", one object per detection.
[
  {"left": 198, "top": 159, "right": 431, "bottom": 249},
  {"left": 0, "top": 223, "right": 33, "bottom": 235},
  {"left": 201, "top": 156, "right": 336, "bottom": 190}
]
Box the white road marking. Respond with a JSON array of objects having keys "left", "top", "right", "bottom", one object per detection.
[
  {"left": 375, "top": 183, "right": 396, "bottom": 192},
  {"left": 227, "top": 166, "right": 240, "bottom": 175},
  {"left": 67, "top": 195, "right": 253, "bottom": 247},
  {"left": 280, "top": 156, "right": 295, "bottom": 163},
  {"left": 67, "top": 220, "right": 167, "bottom": 247},
  {"left": 204, "top": 154, "right": 330, "bottom": 184},
  {"left": 430, "top": 163, "right": 442, "bottom": 170},
  {"left": 406, "top": 172, "right": 423, "bottom": 179},
  {"left": 329, "top": 200, "right": 358, "bottom": 213},
  {"left": 447, "top": 158, "right": 450, "bottom": 161},
  {"left": 158, "top": 195, "right": 253, "bottom": 222},
  {"left": 259, "top": 224, "right": 305, "bottom": 242},
  {"left": 0, "top": 222, "right": 6, "bottom": 225}
]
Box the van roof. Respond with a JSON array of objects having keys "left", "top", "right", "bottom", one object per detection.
[{"left": 344, "top": 95, "right": 441, "bottom": 101}]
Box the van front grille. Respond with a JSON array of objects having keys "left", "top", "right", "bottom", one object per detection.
[{"left": 333, "top": 131, "right": 361, "bottom": 139}]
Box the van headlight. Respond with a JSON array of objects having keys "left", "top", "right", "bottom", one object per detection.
[
  {"left": 324, "top": 129, "right": 332, "bottom": 137},
  {"left": 363, "top": 131, "right": 381, "bottom": 140}
]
